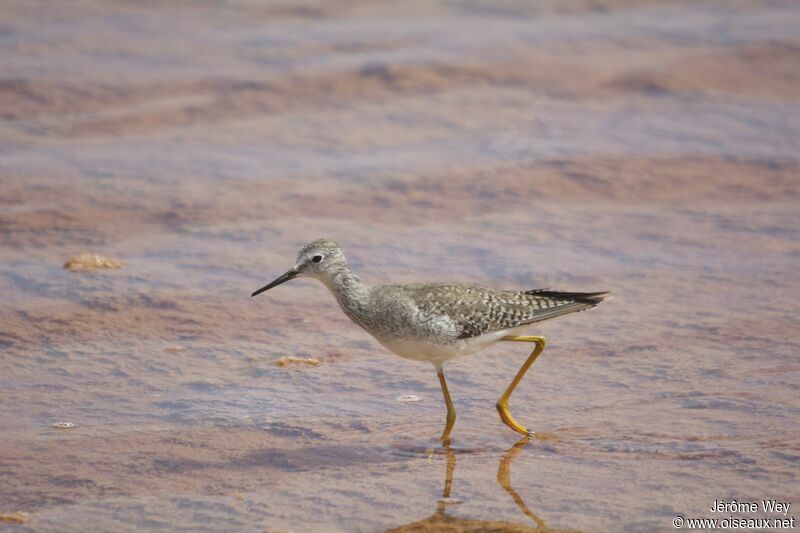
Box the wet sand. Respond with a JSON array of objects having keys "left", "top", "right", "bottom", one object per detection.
[{"left": 1, "top": 0, "right": 799, "bottom": 531}]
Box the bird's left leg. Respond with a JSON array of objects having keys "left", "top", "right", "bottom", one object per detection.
[
  {"left": 496, "top": 336, "right": 546, "bottom": 436},
  {"left": 436, "top": 366, "right": 457, "bottom": 443}
]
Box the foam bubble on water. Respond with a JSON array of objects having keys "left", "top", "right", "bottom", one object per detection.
[{"left": 396, "top": 394, "right": 421, "bottom": 403}]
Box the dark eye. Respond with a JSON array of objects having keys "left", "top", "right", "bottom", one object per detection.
[{"left": 312, "top": 255, "right": 323, "bottom": 263}]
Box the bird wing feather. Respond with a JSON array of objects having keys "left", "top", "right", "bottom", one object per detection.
[{"left": 402, "top": 284, "right": 610, "bottom": 339}]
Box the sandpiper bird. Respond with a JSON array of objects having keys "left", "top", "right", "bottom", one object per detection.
[{"left": 252, "top": 238, "right": 610, "bottom": 440}]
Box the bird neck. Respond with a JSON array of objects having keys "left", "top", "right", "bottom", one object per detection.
[{"left": 320, "top": 266, "right": 370, "bottom": 312}]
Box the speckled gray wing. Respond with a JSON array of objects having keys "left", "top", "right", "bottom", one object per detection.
[{"left": 403, "top": 284, "right": 610, "bottom": 339}]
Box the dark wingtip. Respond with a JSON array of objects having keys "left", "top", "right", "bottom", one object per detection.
[
  {"left": 584, "top": 291, "right": 612, "bottom": 304},
  {"left": 526, "top": 289, "right": 612, "bottom": 305}
]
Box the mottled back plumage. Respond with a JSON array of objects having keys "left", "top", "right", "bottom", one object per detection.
[{"left": 398, "top": 284, "right": 610, "bottom": 339}]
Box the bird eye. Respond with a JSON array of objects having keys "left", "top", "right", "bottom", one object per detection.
[{"left": 312, "top": 255, "right": 323, "bottom": 263}]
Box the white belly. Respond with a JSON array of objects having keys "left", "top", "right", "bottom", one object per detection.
[{"left": 375, "top": 325, "right": 535, "bottom": 367}]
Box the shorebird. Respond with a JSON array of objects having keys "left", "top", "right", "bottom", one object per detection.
[{"left": 252, "top": 238, "right": 610, "bottom": 440}]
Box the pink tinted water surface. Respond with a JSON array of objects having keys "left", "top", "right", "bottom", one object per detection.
[{"left": 1, "top": 0, "right": 799, "bottom": 531}]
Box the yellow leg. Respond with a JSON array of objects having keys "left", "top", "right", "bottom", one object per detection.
[
  {"left": 496, "top": 336, "right": 546, "bottom": 436},
  {"left": 437, "top": 367, "right": 457, "bottom": 443}
]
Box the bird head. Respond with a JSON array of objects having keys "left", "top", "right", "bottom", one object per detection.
[{"left": 251, "top": 238, "right": 347, "bottom": 297}]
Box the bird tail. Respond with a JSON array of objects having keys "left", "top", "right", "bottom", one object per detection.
[{"left": 522, "top": 289, "right": 611, "bottom": 324}]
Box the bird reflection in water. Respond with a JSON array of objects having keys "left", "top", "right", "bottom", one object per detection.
[{"left": 386, "top": 437, "right": 578, "bottom": 533}]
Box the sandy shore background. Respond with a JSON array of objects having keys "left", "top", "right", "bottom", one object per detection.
[{"left": 1, "top": 0, "right": 799, "bottom": 531}]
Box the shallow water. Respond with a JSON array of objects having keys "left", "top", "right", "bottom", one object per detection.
[{"left": 1, "top": 0, "right": 799, "bottom": 531}]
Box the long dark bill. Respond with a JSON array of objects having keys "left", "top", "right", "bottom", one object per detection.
[{"left": 251, "top": 269, "right": 297, "bottom": 297}]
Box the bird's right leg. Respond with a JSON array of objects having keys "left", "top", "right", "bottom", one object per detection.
[
  {"left": 436, "top": 366, "right": 457, "bottom": 443},
  {"left": 496, "top": 335, "right": 546, "bottom": 436}
]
